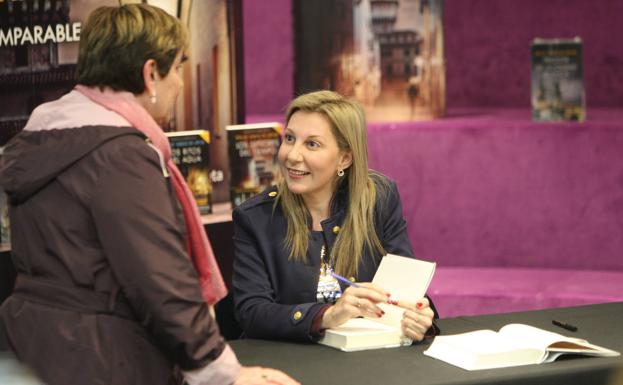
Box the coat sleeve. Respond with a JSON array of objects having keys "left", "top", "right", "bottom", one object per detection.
[
  {"left": 232, "top": 205, "right": 326, "bottom": 342},
  {"left": 89, "top": 137, "right": 238, "bottom": 376}
]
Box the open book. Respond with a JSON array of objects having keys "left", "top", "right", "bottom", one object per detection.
[
  {"left": 424, "top": 323, "right": 620, "bottom": 370},
  {"left": 318, "top": 254, "right": 436, "bottom": 352}
]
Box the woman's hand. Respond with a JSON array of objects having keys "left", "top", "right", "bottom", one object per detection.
[
  {"left": 321, "top": 283, "right": 389, "bottom": 329},
  {"left": 234, "top": 366, "right": 300, "bottom": 385},
  {"left": 399, "top": 297, "right": 434, "bottom": 341}
]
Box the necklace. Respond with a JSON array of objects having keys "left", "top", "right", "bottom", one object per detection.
[
  {"left": 320, "top": 245, "right": 328, "bottom": 274},
  {"left": 317, "top": 244, "right": 342, "bottom": 303}
]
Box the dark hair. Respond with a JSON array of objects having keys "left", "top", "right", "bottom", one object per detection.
[{"left": 76, "top": 4, "right": 188, "bottom": 94}]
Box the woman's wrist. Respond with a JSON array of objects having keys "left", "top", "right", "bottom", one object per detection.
[
  {"left": 320, "top": 305, "right": 337, "bottom": 329},
  {"left": 310, "top": 305, "right": 332, "bottom": 337}
]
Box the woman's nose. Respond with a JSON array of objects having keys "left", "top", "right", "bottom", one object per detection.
[{"left": 286, "top": 144, "right": 303, "bottom": 163}]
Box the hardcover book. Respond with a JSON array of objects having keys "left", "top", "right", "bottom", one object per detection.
[
  {"left": 318, "top": 255, "right": 436, "bottom": 352},
  {"left": 531, "top": 37, "right": 585, "bottom": 122},
  {"left": 226, "top": 122, "right": 282, "bottom": 207},
  {"left": 166, "top": 130, "right": 213, "bottom": 214},
  {"left": 424, "top": 323, "right": 619, "bottom": 370}
]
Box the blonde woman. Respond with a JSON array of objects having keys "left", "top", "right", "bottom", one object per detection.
[{"left": 232, "top": 90, "right": 437, "bottom": 342}]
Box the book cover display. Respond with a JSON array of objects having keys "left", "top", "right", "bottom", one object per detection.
[
  {"left": 227, "top": 122, "right": 282, "bottom": 207},
  {"left": 166, "top": 130, "right": 213, "bottom": 214},
  {"left": 294, "top": 0, "right": 445, "bottom": 122},
  {"left": 531, "top": 37, "right": 585, "bottom": 122},
  {"left": 1, "top": 0, "right": 243, "bottom": 208},
  {"left": 0, "top": 0, "right": 99, "bottom": 146},
  {"left": 178, "top": 0, "right": 244, "bottom": 203}
]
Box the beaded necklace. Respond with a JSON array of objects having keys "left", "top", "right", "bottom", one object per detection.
[{"left": 316, "top": 244, "right": 342, "bottom": 303}]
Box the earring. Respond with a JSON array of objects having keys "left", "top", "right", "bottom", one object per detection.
[
  {"left": 150, "top": 91, "right": 157, "bottom": 104},
  {"left": 337, "top": 169, "right": 345, "bottom": 177}
]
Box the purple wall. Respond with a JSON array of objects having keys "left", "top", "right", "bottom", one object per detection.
[
  {"left": 243, "top": 0, "right": 623, "bottom": 114},
  {"left": 444, "top": 0, "right": 623, "bottom": 108},
  {"left": 367, "top": 109, "right": 623, "bottom": 270},
  {"left": 243, "top": 0, "right": 293, "bottom": 116}
]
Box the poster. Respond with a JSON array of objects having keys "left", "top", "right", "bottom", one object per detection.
[{"left": 294, "top": 0, "right": 445, "bottom": 122}]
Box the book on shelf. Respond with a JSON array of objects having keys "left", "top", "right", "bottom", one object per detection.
[
  {"left": 165, "top": 130, "right": 213, "bottom": 214},
  {"left": 424, "top": 323, "right": 620, "bottom": 371},
  {"left": 318, "top": 254, "right": 436, "bottom": 352},
  {"left": 226, "top": 122, "right": 282, "bottom": 207},
  {"left": 531, "top": 37, "right": 585, "bottom": 122}
]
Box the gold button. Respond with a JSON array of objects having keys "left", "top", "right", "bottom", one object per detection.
[
  {"left": 332, "top": 226, "right": 341, "bottom": 234},
  {"left": 268, "top": 191, "right": 278, "bottom": 197},
  {"left": 348, "top": 276, "right": 356, "bottom": 282},
  {"left": 293, "top": 311, "right": 302, "bottom": 321}
]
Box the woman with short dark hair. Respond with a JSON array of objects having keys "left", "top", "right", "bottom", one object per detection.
[{"left": 0, "top": 4, "right": 297, "bottom": 385}]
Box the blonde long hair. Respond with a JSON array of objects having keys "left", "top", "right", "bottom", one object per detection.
[{"left": 277, "top": 90, "right": 387, "bottom": 278}]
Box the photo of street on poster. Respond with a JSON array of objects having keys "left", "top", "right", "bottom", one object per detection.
[{"left": 294, "top": 0, "right": 445, "bottom": 122}]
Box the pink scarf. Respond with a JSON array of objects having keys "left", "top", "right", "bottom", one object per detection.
[{"left": 75, "top": 85, "right": 227, "bottom": 305}]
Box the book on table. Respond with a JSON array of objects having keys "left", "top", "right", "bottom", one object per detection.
[
  {"left": 424, "top": 323, "right": 620, "bottom": 370},
  {"left": 318, "top": 254, "right": 436, "bottom": 352}
]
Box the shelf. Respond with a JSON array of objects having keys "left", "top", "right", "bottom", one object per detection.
[{"left": 201, "top": 202, "right": 233, "bottom": 225}]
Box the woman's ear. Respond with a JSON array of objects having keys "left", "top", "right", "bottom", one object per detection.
[
  {"left": 142, "top": 59, "right": 158, "bottom": 95},
  {"left": 339, "top": 151, "right": 353, "bottom": 171}
]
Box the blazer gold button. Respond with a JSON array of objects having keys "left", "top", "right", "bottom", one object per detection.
[
  {"left": 332, "top": 226, "right": 340, "bottom": 234},
  {"left": 293, "top": 311, "right": 302, "bottom": 321},
  {"left": 268, "top": 191, "right": 278, "bottom": 197}
]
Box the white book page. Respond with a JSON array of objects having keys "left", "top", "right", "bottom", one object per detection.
[
  {"left": 370, "top": 255, "right": 436, "bottom": 329},
  {"left": 498, "top": 324, "right": 583, "bottom": 350},
  {"left": 435, "top": 330, "right": 528, "bottom": 354},
  {"left": 499, "top": 324, "right": 620, "bottom": 361},
  {"left": 424, "top": 330, "right": 546, "bottom": 370}
]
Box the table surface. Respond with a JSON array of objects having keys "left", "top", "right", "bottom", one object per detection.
[{"left": 230, "top": 302, "right": 623, "bottom": 385}]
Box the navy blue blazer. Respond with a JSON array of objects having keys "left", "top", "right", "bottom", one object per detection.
[{"left": 232, "top": 175, "right": 431, "bottom": 342}]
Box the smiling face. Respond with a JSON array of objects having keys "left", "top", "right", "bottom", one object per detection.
[{"left": 278, "top": 111, "right": 352, "bottom": 206}]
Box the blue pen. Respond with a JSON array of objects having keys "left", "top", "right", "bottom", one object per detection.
[
  {"left": 330, "top": 272, "right": 401, "bottom": 307},
  {"left": 330, "top": 271, "right": 362, "bottom": 288}
]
